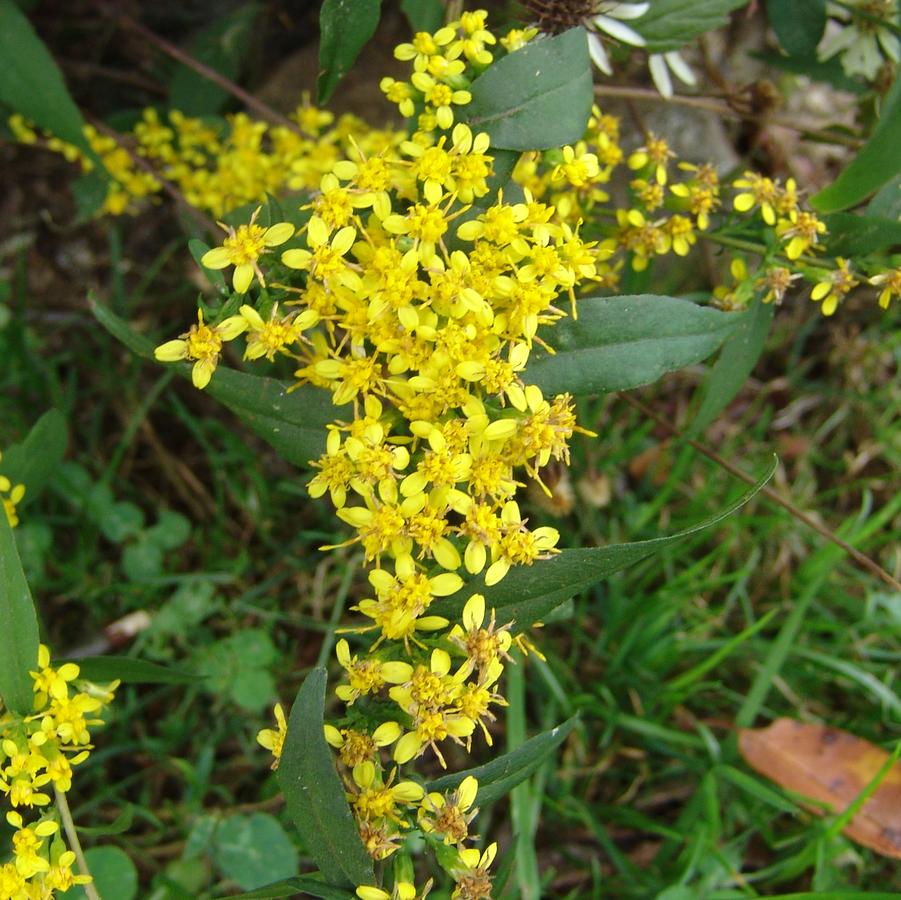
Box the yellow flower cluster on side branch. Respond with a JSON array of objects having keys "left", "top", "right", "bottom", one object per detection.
[
  {"left": 0, "top": 452, "right": 25, "bottom": 529},
  {"left": 0, "top": 646, "right": 118, "bottom": 898}
]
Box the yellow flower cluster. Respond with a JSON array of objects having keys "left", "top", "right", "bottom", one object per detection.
[
  {"left": 512, "top": 114, "right": 899, "bottom": 316},
  {"left": 9, "top": 102, "right": 404, "bottom": 219},
  {"left": 0, "top": 646, "right": 117, "bottom": 898},
  {"left": 0, "top": 452, "right": 25, "bottom": 529}
]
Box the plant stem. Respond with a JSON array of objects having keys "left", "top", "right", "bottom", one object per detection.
[{"left": 56, "top": 787, "right": 101, "bottom": 900}]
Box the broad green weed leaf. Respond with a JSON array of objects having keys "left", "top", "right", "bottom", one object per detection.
[
  {"left": 524, "top": 295, "right": 743, "bottom": 396},
  {"left": 427, "top": 717, "right": 578, "bottom": 805},
  {"left": 867, "top": 173, "right": 901, "bottom": 220},
  {"left": 765, "top": 0, "right": 826, "bottom": 57},
  {"left": 401, "top": 0, "right": 444, "bottom": 32},
  {"left": 812, "top": 75, "right": 901, "bottom": 213},
  {"left": 169, "top": 4, "right": 261, "bottom": 115},
  {"left": 689, "top": 297, "right": 774, "bottom": 436},
  {"left": 436, "top": 458, "right": 776, "bottom": 632},
  {"left": 64, "top": 846, "right": 138, "bottom": 900},
  {"left": 213, "top": 812, "right": 299, "bottom": 890},
  {"left": 466, "top": 28, "right": 593, "bottom": 151},
  {"left": 0, "top": 514, "right": 39, "bottom": 714},
  {"left": 0, "top": 409, "right": 67, "bottom": 506},
  {"left": 317, "top": 0, "right": 381, "bottom": 104},
  {"left": 635, "top": 0, "right": 747, "bottom": 52},
  {"left": 90, "top": 299, "right": 341, "bottom": 464},
  {"left": 71, "top": 656, "right": 203, "bottom": 685},
  {"left": 0, "top": 0, "right": 104, "bottom": 171},
  {"left": 823, "top": 212, "right": 901, "bottom": 256},
  {"left": 231, "top": 878, "right": 355, "bottom": 899},
  {"left": 278, "top": 667, "right": 375, "bottom": 888}
]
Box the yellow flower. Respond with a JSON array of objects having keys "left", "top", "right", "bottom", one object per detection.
[
  {"left": 810, "top": 258, "right": 859, "bottom": 316},
  {"left": 154, "top": 309, "right": 247, "bottom": 389},
  {"left": 870, "top": 266, "right": 901, "bottom": 309},
  {"left": 0, "top": 451, "right": 25, "bottom": 528},
  {"left": 335, "top": 639, "right": 413, "bottom": 704},
  {"left": 202, "top": 211, "right": 295, "bottom": 293},
  {"left": 256, "top": 703, "right": 288, "bottom": 769},
  {"left": 418, "top": 774, "right": 479, "bottom": 844},
  {"left": 776, "top": 210, "right": 827, "bottom": 260},
  {"left": 452, "top": 841, "right": 497, "bottom": 900},
  {"left": 239, "top": 303, "right": 318, "bottom": 361},
  {"left": 324, "top": 723, "right": 401, "bottom": 767}
]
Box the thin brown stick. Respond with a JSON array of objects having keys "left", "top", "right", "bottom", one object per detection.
[
  {"left": 109, "top": 9, "right": 311, "bottom": 137},
  {"left": 621, "top": 394, "right": 901, "bottom": 593},
  {"left": 87, "top": 118, "right": 218, "bottom": 234},
  {"left": 594, "top": 84, "right": 864, "bottom": 149}
]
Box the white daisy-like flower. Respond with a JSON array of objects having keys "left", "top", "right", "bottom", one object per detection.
[
  {"left": 587, "top": 1, "right": 650, "bottom": 74},
  {"left": 817, "top": 0, "right": 900, "bottom": 81},
  {"left": 648, "top": 50, "right": 697, "bottom": 98}
]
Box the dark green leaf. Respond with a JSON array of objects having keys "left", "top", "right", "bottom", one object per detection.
[
  {"left": 278, "top": 668, "right": 374, "bottom": 888},
  {"left": 401, "top": 0, "right": 444, "bottom": 33},
  {"left": 71, "top": 656, "right": 204, "bottom": 685},
  {"left": 0, "top": 514, "right": 39, "bottom": 714},
  {"left": 524, "top": 295, "right": 743, "bottom": 396},
  {"left": 435, "top": 458, "right": 776, "bottom": 632},
  {"left": 823, "top": 211, "right": 901, "bottom": 256},
  {"left": 90, "top": 298, "right": 342, "bottom": 465},
  {"left": 64, "top": 847, "right": 138, "bottom": 900},
  {"left": 71, "top": 170, "right": 109, "bottom": 221},
  {"left": 812, "top": 75, "right": 901, "bottom": 212},
  {"left": 867, "top": 173, "right": 901, "bottom": 219},
  {"left": 206, "top": 369, "right": 339, "bottom": 466},
  {"left": 76, "top": 805, "right": 136, "bottom": 837},
  {"left": 169, "top": 4, "right": 261, "bottom": 115},
  {"left": 427, "top": 717, "right": 578, "bottom": 805},
  {"left": 213, "top": 813, "right": 299, "bottom": 890},
  {"left": 466, "top": 29, "right": 593, "bottom": 151},
  {"left": 635, "top": 0, "right": 748, "bottom": 52},
  {"left": 0, "top": 0, "right": 104, "bottom": 170},
  {"left": 0, "top": 409, "right": 67, "bottom": 505},
  {"left": 317, "top": 0, "right": 381, "bottom": 104},
  {"left": 765, "top": 0, "right": 826, "bottom": 57},
  {"left": 688, "top": 297, "right": 774, "bottom": 436},
  {"left": 229, "top": 878, "right": 355, "bottom": 899}
]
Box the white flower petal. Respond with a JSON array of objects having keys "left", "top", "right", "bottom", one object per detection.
[
  {"left": 594, "top": 15, "right": 646, "bottom": 46},
  {"left": 665, "top": 50, "right": 696, "bottom": 85},
  {"left": 609, "top": 1, "right": 650, "bottom": 19},
  {"left": 649, "top": 53, "right": 673, "bottom": 97},
  {"left": 588, "top": 33, "right": 613, "bottom": 74}
]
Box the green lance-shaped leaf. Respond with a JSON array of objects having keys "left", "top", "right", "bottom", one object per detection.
[
  {"left": 822, "top": 212, "right": 901, "bottom": 257},
  {"left": 90, "top": 299, "right": 342, "bottom": 465},
  {"left": 765, "top": 0, "right": 826, "bottom": 57},
  {"left": 0, "top": 409, "right": 67, "bottom": 507},
  {"left": 169, "top": 3, "right": 261, "bottom": 116},
  {"left": 278, "top": 667, "right": 375, "bottom": 888},
  {"left": 436, "top": 458, "right": 776, "bottom": 632},
  {"left": 0, "top": 0, "right": 105, "bottom": 172},
  {"left": 229, "top": 877, "right": 356, "bottom": 899},
  {"left": 317, "top": 0, "right": 382, "bottom": 105},
  {"left": 0, "top": 513, "right": 40, "bottom": 715},
  {"left": 688, "top": 297, "right": 775, "bottom": 436},
  {"left": 426, "top": 717, "right": 578, "bottom": 806},
  {"left": 401, "top": 0, "right": 444, "bottom": 33},
  {"left": 70, "top": 656, "right": 203, "bottom": 685},
  {"left": 524, "top": 295, "right": 744, "bottom": 397},
  {"left": 812, "top": 75, "right": 901, "bottom": 213},
  {"left": 634, "top": 0, "right": 748, "bottom": 53},
  {"left": 466, "top": 28, "right": 593, "bottom": 151}
]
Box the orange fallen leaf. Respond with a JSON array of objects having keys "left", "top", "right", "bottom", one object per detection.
[{"left": 739, "top": 718, "right": 901, "bottom": 858}]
